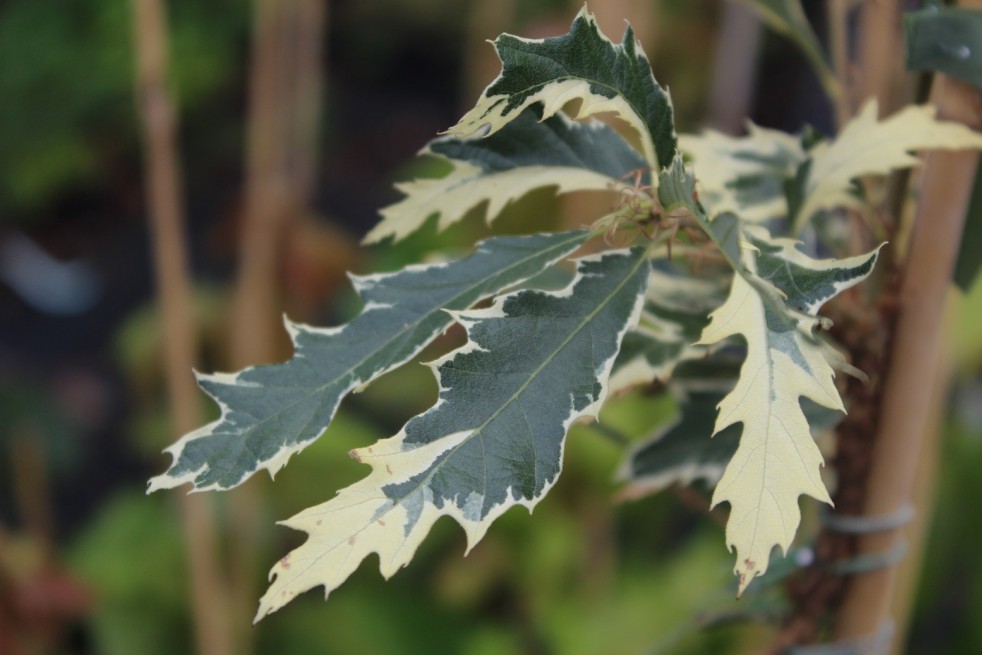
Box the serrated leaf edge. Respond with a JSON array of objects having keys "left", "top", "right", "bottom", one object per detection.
[
  {"left": 148, "top": 231, "right": 589, "bottom": 494},
  {"left": 254, "top": 247, "right": 648, "bottom": 621}
]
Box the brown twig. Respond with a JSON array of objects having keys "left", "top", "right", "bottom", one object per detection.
[
  {"left": 761, "top": 278, "right": 900, "bottom": 653},
  {"left": 10, "top": 428, "right": 53, "bottom": 554}
]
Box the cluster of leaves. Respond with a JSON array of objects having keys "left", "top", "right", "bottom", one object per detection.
[{"left": 150, "top": 6, "right": 982, "bottom": 620}]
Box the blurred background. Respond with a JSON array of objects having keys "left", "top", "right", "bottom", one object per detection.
[{"left": 1, "top": 0, "right": 981, "bottom": 653}]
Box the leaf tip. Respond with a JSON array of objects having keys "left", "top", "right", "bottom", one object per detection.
[
  {"left": 253, "top": 598, "right": 277, "bottom": 625},
  {"left": 282, "top": 314, "right": 303, "bottom": 341},
  {"left": 146, "top": 465, "right": 198, "bottom": 496},
  {"left": 735, "top": 558, "right": 760, "bottom": 597}
]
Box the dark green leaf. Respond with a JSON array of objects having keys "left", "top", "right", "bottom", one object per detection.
[
  {"left": 658, "top": 155, "right": 744, "bottom": 270},
  {"left": 366, "top": 108, "right": 647, "bottom": 243},
  {"left": 449, "top": 7, "right": 676, "bottom": 169},
  {"left": 905, "top": 7, "right": 982, "bottom": 88}
]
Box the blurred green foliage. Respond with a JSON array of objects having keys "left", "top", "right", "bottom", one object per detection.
[
  {"left": 0, "top": 380, "right": 78, "bottom": 473},
  {"left": 0, "top": 0, "right": 247, "bottom": 223},
  {"left": 907, "top": 283, "right": 982, "bottom": 654},
  {"left": 69, "top": 493, "right": 192, "bottom": 655},
  {"left": 68, "top": 381, "right": 776, "bottom": 654}
]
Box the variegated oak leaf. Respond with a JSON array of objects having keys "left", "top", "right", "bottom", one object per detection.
[
  {"left": 148, "top": 230, "right": 588, "bottom": 493},
  {"left": 700, "top": 228, "right": 881, "bottom": 594},
  {"left": 609, "top": 263, "right": 728, "bottom": 393},
  {"left": 617, "top": 361, "right": 742, "bottom": 500},
  {"left": 617, "top": 357, "right": 843, "bottom": 501},
  {"left": 365, "top": 108, "right": 648, "bottom": 243},
  {"left": 447, "top": 5, "right": 676, "bottom": 170},
  {"left": 649, "top": 155, "right": 882, "bottom": 592},
  {"left": 255, "top": 247, "right": 649, "bottom": 620},
  {"left": 794, "top": 99, "right": 982, "bottom": 231},
  {"left": 679, "top": 124, "right": 805, "bottom": 223}
]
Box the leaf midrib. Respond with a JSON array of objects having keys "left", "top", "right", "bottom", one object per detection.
[
  {"left": 495, "top": 42, "right": 658, "bottom": 168},
  {"left": 193, "top": 233, "right": 587, "bottom": 485},
  {"left": 389, "top": 249, "right": 647, "bottom": 512}
]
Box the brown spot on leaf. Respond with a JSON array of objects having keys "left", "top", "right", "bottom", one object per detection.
[
  {"left": 386, "top": 464, "right": 393, "bottom": 474},
  {"left": 377, "top": 519, "right": 385, "bottom": 526},
  {"left": 348, "top": 536, "right": 356, "bottom": 546},
  {"left": 744, "top": 558, "right": 756, "bottom": 571},
  {"left": 279, "top": 555, "right": 291, "bottom": 570}
]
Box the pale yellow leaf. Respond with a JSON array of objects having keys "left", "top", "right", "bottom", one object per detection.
[
  {"left": 700, "top": 232, "right": 880, "bottom": 593},
  {"left": 796, "top": 99, "right": 982, "bottom": 231}
]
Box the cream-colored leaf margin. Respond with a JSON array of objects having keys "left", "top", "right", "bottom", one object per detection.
[
  {"left": 365, "top": 159, "right": 627, "bottom": 244},
  {"left": 608, "top": 267, "right": 722, "bottom": 392},
  {"left": 447, "top": 7, "right": 665, "bottom": 169},
  {"left": 254, "top": 249, "right": 646, "bottom": 621},
  {"left": 679, "top": 124, "right": 804, "bottom": 223},
  {"left": 796, "top": 99, "right": 982, "bottom": 231}
]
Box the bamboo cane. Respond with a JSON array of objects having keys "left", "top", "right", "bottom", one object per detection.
[
  {"left": 833, "top": 74, "right": 982, "bottom": 646},
  {"left": 131, "top": 0, "right": 234, "bottom": 653},
  {"left": 224, "top": 0, "right": 328, "bottom": 642}
]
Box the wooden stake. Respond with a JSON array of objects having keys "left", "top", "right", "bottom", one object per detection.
[
  {"left": 834, "top": 74, "right": 982, "bottom": 646},
  {"left": 131, "top": 0, "right": 235, "bottom": 653},
  {"left": 225, "top": 0, "right": 328, "bottom": 643}
]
